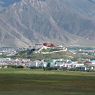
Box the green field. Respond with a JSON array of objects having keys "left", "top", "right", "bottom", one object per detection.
[{"left": 0, "top": 69, "right": 95, "bottom": 95}]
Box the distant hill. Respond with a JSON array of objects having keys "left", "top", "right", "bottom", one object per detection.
[
  {"left": 0, "top": 0, "right": 95, "bottom": 47},
  {"left": 15, "top": 49, "right": 75, "bottom": 60}
]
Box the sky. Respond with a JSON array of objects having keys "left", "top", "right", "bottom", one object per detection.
[{"left": 0, "top": 0, "right": 20, "bottom": 7}]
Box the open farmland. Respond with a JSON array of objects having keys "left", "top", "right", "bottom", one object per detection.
[{"left": 0, "top": 69, "right": 95, "bottom": 95}]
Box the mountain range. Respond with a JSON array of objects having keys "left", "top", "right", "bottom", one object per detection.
[{"left": 0, "top": 0, "right": 95, "bottom": 47}]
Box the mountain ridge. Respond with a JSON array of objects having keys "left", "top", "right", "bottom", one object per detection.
[{"left": 0, "top": 0, "right": 95, "bottom": 47}]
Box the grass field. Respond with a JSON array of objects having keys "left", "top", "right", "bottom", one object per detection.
[{"left": 0, "top": 69, "right": 95, "bottom": 95}]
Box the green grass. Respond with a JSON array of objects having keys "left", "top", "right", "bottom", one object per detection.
[{"left": 0, "top": 69, "right": 95, "bottom": 95}]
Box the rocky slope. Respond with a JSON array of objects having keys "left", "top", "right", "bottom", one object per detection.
[{"left": 0, "top": 0, "right": 95, "bottom": 47}]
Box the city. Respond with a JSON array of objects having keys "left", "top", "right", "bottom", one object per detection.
[{"left": 0, "top": 43, "right": 95, "bottom": 72}]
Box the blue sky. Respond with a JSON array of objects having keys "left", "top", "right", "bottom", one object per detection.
[{"left": 0, "top": 0, "right": 20, "bottom": 7}]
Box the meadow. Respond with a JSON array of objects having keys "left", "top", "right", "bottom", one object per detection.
[{"left": 0, "top": 69, "right": 95, "bottom": 95}]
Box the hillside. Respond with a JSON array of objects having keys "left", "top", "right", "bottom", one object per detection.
[{"left": 0, "top": 0, "right": 95, "bottom": 47}]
